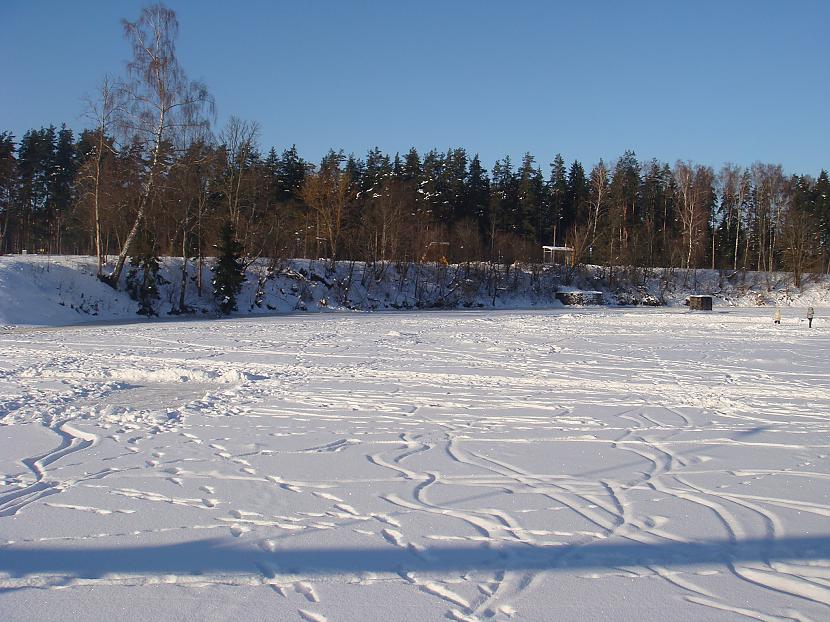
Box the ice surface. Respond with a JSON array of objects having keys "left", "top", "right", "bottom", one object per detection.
[{"left": 0, "top": 308, "right": 828, "bottom": 621}]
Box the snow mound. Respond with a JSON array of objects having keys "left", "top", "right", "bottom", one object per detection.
[
  {"left": 20, "top": 364, "right": 257, "bottom": 384},
  {"left": 101, "top": 367, "right": 256, "bottom": 384}
]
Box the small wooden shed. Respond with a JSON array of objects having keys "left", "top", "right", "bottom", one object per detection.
[
  {"left": 542, "top": 245, "right": 574, "bottom": 265},
  {"left": 688, "top": 295, "right": 713, "bottom": 311}
]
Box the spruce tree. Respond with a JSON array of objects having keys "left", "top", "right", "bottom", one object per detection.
[
  {"left": 392, "top": 153, "right": 403, "bottom": 179},
  {"left": 17, "top": 127, "right": 56, "bottom": 252},
  {"left": 0, "top": 132, "right": 17, "bottom": 254},
  {"left": 548, "top": 154, "right": 568, "bottom": 245},
  {"left": 212, "top": 221, "right": 245, "bottom": 315},
  {"left": 465, "top": 155, "right": 490, "bottom": 228},
  {"left": 402, "top": 147, "right": 421, "bottom": 182},
  {"left": 419, "top": 149, "right": 445, "bottom": 221},
  {"left": 126, "top": 231, "right": 165, "bottom": 316},
  {"left": 489, "top": 157, "right": 517, "bottom": 236},
  {"left": 813, "top": 170, "right": 830, "bottom": 262},
  {"left": 442, "top": 147, "right": 468, "bottom": 223},
  {"left": 566, "top": 160, "right": 589, "bottom": 228},
  {"left": 517, "top": 153, "right": 543, "bottom": 241},
  {"left": 50, "top": 125, "right": 77, "bottom": 253},
  {"left": 608, "top": 150, "right": 641, "bottom": 261}
]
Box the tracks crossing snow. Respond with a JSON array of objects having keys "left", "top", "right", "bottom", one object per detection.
[{"left": 0, "top": 308, "right": 828, "bottom": 621}]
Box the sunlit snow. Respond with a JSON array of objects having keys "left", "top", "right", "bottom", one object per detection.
[{"left": 1, "top": 308, "right": 828, "bottom": 621}]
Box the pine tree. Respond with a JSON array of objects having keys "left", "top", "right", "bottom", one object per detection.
[{"left": 212, "top": 221, "right": 245, "bottom": 315}]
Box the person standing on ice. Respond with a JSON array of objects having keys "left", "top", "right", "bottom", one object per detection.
[
  {"left": 773, "top": 308, "right": 781, "bottom": 324},
  {"left": 807, "top": 306, "right": 814, "bottom": 328}
]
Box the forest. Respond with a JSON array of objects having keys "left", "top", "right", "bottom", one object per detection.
[{"left": 1, "top": 5, "right": 829, "bottom": 294}]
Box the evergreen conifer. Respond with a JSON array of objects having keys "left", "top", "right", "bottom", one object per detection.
[
  {"left": 212, "top": 221, "right": 245, "bottom": 315},
  {"left": 126, "top": 232, "right": 165, "bottom": 316}
]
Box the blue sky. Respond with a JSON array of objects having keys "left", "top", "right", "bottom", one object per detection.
[{"left": 2, "top": 0, "right": 828, "bottom": 174}]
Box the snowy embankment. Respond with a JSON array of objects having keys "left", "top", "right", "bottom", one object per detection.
[
  {"left": 1, "top": 254, "right": 829, "bottom": 327},
  {"left": 0, "top": 309, "right": 828, "bottom": 621}
]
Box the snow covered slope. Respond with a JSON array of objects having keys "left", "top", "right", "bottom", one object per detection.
[{"left": 1, "top": 254, "right": 829, "bottom": 327}]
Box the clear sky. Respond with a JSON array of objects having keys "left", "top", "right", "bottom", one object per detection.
[{"left": 2, "top": 0, "right": 828, "bottom": 175}]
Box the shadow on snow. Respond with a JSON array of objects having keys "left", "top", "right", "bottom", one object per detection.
[{"left": 2, "top": 535, "right": 829, "bottom": 579}]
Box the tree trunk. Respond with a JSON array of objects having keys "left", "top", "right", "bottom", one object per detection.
[
  {"left": 733, "top": 210, "right": 740, "bottom": 271},
  {"left": 104, "top": 109, "right": 165, "bottom": 288},
  {"left": 93, "top": 135, "right": 104, "bottom": 275}
]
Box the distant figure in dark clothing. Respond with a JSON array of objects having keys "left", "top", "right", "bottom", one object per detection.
[{"left": 807, "top": 307, "right": 814, "bottom": 328}]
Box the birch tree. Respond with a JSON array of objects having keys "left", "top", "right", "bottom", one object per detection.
[
  {"left": 104, "top": 3, "right": 213, "bottom": 287},
  {"left": 79, "top": 77, "right": 121, "bottom": 274},
  {"left": 752, "top": 163, "right": 786, "bottom": 272},
  {"left": 718, "top": 164, "right": 752, "bottom": 271},
  {"left": 217, "top": 117, "right": 260, "bottom": 238},
  {"left": 674, "top": 161, "right": 714, "bottom": 272}
]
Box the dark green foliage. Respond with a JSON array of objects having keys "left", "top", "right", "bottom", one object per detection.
[
  {"left": 548, "top": 154, "right": 568, "bottom": 244},
  {"left": 813, "top": 170, "right": 830, "bottom": 254},
  {"left": 401, "top": 148, "right": 421, "bottom": 182},
  {"left": 363, "top": 148, "right": 391, "bottom": 192},
  {"left": 212, "top": 221, "right": 245, "bottom": 315},
  {"left": 0, "top": 132, "right": 18, "bottom": 254},
  {"left": 466, "top": 155, "right": 490, "bottom": 228},
  {"left": 17, "top": 126, "right": 56, "bottom": 252},
  {"left": 517, "top": 153, "right": 544, "bottom": 241},
  {"left": 2, "top": 114, "right": 830, "bottom": 275},
  {"left": 443, "top": 148, "right": 468, "bottom": 223},
  {"left": 126, "top": 233, "right": 166, "bottom": 316},
  {"left": 419, "top": 149, "right": 445, "bottom": 221},
  {"left": 272, "top": 145, "right": 308, "bottom": 203},
  {"left": 566, "top": 160, "right": 589, "bottom": 228},
  {"left": 50, "top": 125, "right": 78, "bottom": 253},
  {"left": 490, "top": 156, "right": 517, "bottom": 234}
]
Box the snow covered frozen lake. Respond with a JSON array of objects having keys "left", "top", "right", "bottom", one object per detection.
[{"left": 1, "top": 307, "right": 829, "bottom": 621}]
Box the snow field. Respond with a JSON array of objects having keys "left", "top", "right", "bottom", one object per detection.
[{"left": 0, "top": 308, "right": 829, "bottom": 621}]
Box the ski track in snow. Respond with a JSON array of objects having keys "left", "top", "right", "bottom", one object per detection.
[{"left": 0, "top": 308, "right": 828, "bottom": 621}]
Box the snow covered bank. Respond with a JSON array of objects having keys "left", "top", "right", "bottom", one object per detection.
[{"left": 1, "top": 254, "right": 829, "bottom": 327}]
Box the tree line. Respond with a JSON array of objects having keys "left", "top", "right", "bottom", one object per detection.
[{"left": 1, "top": 4, "right": 829, "bottom": 292}]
